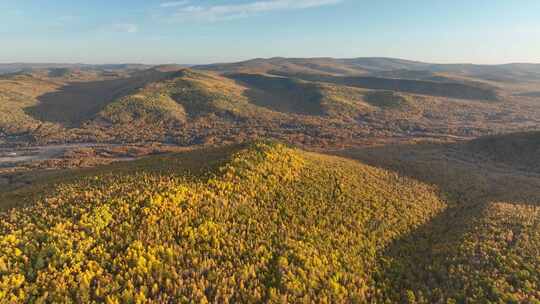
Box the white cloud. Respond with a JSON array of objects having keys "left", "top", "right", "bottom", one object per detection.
[
  {"left": 110, "top": 23, "right": 139, "bottom": 33},
  {"left": 165, "top": 0, "right": 343, "bottom": 22},
  {"left": 160, "top": 1, "right": 190, "bottom": 8}
]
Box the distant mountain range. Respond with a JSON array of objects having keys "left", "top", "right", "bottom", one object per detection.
[
  {"left": 1, "top": 57, "right": 540, "bottom": 147},
  {"left": 195, "top": 57, "right": 540, "bottom": 82},
  {"left": 0, "top": 63, "right": 194, "bottom": 75},
  {"left": 3, "top": 57, "right": 540, "bottom": 82}
]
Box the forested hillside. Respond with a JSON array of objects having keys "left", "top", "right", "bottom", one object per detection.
[
  {"left": 2, "top": 141, "right": 540, "bottom": 302},
  {"left": 0, "top": 142, "right": 447, "bottom": 302}
]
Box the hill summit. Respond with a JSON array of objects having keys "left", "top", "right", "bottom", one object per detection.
[{"left": 0, "top": 142, "right": 445, "bottom": 303}]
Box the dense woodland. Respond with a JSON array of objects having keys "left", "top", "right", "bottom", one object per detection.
[{"left": 1, "top": 141, "right": 540, "bottom": 302}]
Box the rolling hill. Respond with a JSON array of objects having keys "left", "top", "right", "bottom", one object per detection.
[
  {"left": 28, "top": 69, "right": 178, "bottom": 127},
  {"left": 197, "top": 57, "right": 540, "bottom": 82},
  {"left": 0, "top": 63, "right": 151, "bottom": 76},
  {"left": 0, "top": 142, "right": 447, "bottom": 302},
  {"left": 339, "top": 133, "right": 540, "bottom": 303},
  {"left": 1, "top": 57, "right": 540, "bottom": 148},
  {"left": 464, "top": 131, "right": 540, "bottom": 173},
  {"left": 262, "top": 72, "right": 500, "bottom": 101},
  {"left": 2, "top": 140, "right": 540, "bottom": 302},
  {"left": 195, "top": 57, "right": 430, "bottom": 76},
  {"left": 517, "top": 91, "right": 540, "bottom": 97}
]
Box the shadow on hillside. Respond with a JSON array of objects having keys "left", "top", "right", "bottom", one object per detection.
[
  {"left": 227, "top": 73, "right": 324, "bottom": 116},
  {"left": 270, "top": 71, "right": 500, "bottom": 101},
  {"left": 335, "top": 142, "right": 540, "bottom": 301},
  {"left": 26, "top": 71, "right": 174, "bottom": 127}
]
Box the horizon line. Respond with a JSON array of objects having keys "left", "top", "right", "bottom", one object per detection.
[{"left": 1, "top": 56, "right": 540, "bottom": 67}]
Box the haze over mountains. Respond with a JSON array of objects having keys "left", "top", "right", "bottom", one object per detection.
[
  {"left": 196, "top": 57, "right": 540, "bottom": 81},
  {"left": 4, "top": 57, "right": 540, "bottom": 80},
  {"left": 0, "top": 63, "right": 153, "bottom": 76}
]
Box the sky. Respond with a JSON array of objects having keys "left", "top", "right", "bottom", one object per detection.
[{"left": 1, "top": 0, "right": 539, "bottom": 64}]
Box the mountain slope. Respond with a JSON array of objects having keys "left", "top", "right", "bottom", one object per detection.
[
  {"left": 28, "top": 69, "right": 180, "bottom": 127},
  {"left": 0, "top": 142, "right": 446, "bottom": 303},
  {"left": 199, "top": 58, "right": 502, "bottom": 101},
  {"left": 464, "top": 131, "right": 540, "bottom": 172},
  {"left": 86, "top": 69, "right": 380, "bottom": 144},
  {"left": 338, "top": 134, "right": 540, "bottom": 303},
  {"left": 227, "top": 73, "right": 325, "bottom": 115},
  {"left": 0, "top": 74, "right": 67, "bottom": 143},
  {"left": 3, "top": 138, "right": 540, "bottom": 302},
  {"left": 197, "top": 57, "right": 540, "bottom": 83},
  {"left": 268, "top": 73, "right": 500, "bottom": 101},
  {"left": 1, "top": 63, "right": 540, "bottom": 148},
  {"left": 0, "top": 63, "right": 151, "bottom": 76},
  {"left": 196, "top": 57, "right": 430, "bottom": 76}
]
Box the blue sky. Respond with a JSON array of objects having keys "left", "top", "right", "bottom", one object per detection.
[{"left": 1, "top": 0, "right": 539, "bottom": 64}]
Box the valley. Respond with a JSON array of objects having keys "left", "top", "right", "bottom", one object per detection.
[
  {"left": 1, "top": 58, "right": 540, "bottom": 150},
  {"left": 4, "top": 0, "right": 540, "bottom": 301}
]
